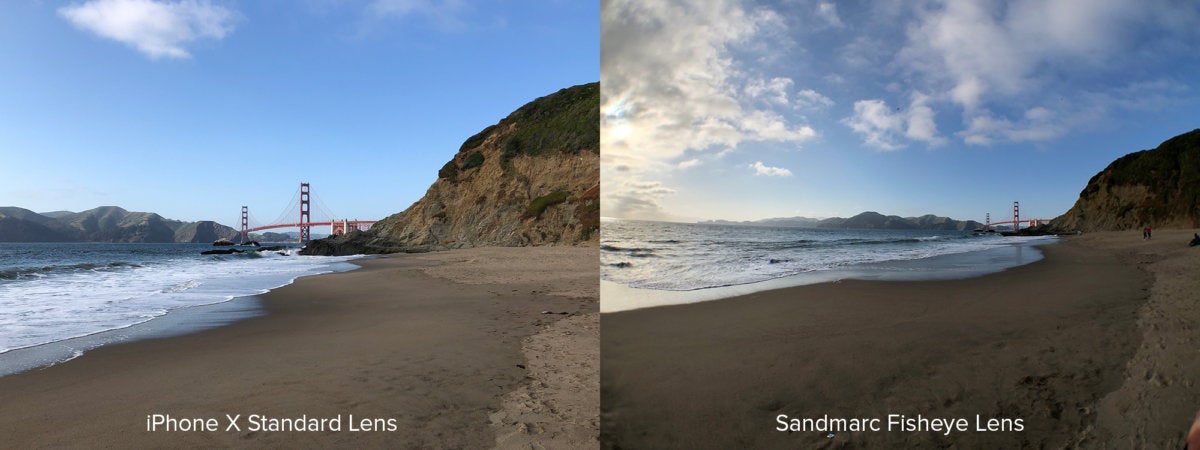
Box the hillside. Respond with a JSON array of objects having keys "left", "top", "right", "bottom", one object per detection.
[
  {"left": 701, "top": 212, "right": 983, "bottom": 231},
  {"left": 1052, "top": 129, "right": 1200, "bottom": 231},
  {"left": 0, "top": 206, "right": 241, "bottom": 243},
  {"left": 303, "top": 82, "right": 600, "bottom": 255},
  {"left": 170, "top": 220, "right": 242, "bottom": 243},
  {"left": 0, "top": 207, "right": 78, "bottom": 242}
]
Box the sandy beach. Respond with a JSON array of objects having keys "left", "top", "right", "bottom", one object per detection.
[
  {"left": 0, "top": 246, "right": 598, "bottom": 448},
  {"left": 601, "top": 230, "right": 1200, "bottom": 448}
]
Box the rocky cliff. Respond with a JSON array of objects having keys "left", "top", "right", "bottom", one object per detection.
[
  {"left": 1052, "top": 129, "right": 1200, "bottom": 231},
  {"left": 303, "top": 82, "right": 599, "bottom": 255}
]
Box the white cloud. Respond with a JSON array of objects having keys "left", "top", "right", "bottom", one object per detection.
[
  {"left": 744, "top": 77, "right": 793, "bottom": 106},
  {"left": 59, "top": 0, "right": 236, "bottom": 59},
  {"left": 844, "top": 99, "right": 904, "bottom": 150},
  {"left": 815, "top": 2, "right": 843, "bottom": 28},
  {"left": 892, "top": 0, "right": 1198, "bottom": 144},
  {"left": 904, "top": 93, "right": 946, "bottom": 146},
  {"left": 749, "top": 161, "right": 792, "bottom": 177},
  {"left": 600, "top": 179, "right": 678, "bottom": 221},
  {"left": 795, "top": 89, "right": 834, "bottom": 110},
  {"left": 960, "top": 106, "right": 1079, "bottom": 145},
  {"left": 678, "top": 158, "right": 702, "bottom": 169},
  {"left": 601, "top": 0, "right": 817, "bottom": 161},
  {"left": 844, "top": 93, "right": 946, "bottom": 149}
]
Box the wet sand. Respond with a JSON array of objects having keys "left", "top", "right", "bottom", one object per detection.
[
  {"left": 0, "top": 246, "right": 598, "bottom": 448},
  {"left": 601, "top": 230, "right": 1200, "bottom": 448}
]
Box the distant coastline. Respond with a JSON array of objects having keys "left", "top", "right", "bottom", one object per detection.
[{"left": 699, "top": 210, "right": 984, "bottom": 231}]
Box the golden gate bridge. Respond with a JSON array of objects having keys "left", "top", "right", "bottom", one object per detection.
[
  {"left": 238, "top": 182, "right": 377, "bottom": 244},
  {"left": 980, "top": 201, "right": 1050, "bottom": 231}
]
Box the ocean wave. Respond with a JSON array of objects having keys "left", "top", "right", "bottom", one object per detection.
[
  {"left": 0, "top": 262, "right": 142, "bottom": 280},
  {"left": 839, "top": 236, "right": 953, "bottom": 246},
  {"left": 161, "top": 279, "right": 201, "bottom": 293},
  {"left": 600, "top": 245, "right": 658, "bottom": 257}
]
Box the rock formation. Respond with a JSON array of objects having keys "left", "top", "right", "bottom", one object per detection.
[
  {"left": 303, "top": 82, "right": 599, "bottom": 255},
  {"left": 1052, "top": 129, "right": 1200, "bottom": 231}
]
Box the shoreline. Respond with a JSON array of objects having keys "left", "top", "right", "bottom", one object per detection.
[
  {"left": 0, "top": 246, "right": 599, "bottom": 448},
  {"left": 0, "top": 258, "right": 361, "bottom": 378},
  {"left": 602, "top": 236, "right": 1054, "bottom": 312},
  {"left": 0, "top": 294, "right": 265, "bottom": 378},
  {"left": 601, "top": 230, "right": 1199, "bottom": 447}
]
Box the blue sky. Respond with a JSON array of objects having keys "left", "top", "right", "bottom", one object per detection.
[
  {"left": 601, "top": 0, "right": 1200, "bottom": 223},
  {"left": 0, "top": 0, "right": 597, "bottom": 227}
]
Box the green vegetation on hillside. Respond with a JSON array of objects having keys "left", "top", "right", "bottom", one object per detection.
[
  {"left": 462, "top": 151, "right": 485, "bottom": 170},
  {"left": 501, "top": 82, "right": 599, "bottom": 159},
  {"left": 458, "top": 124, "right": 498, "bottom": 153},
  {"left": 1054, "top": 128, "right": 1200, "bottom": 230},
  {"left": 1084, "top": 129, "right": 1200, "bottom": 224},
  {"left": 438, "top": 161, "right": 458, "bottom": 181},
  {"left": 526, "top": 190, "right": 570, "bottom": 218}
]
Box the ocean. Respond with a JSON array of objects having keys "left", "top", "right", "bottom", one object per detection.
[
  {"left": 600, "top": 219, "right": 1057, "bottom": 311},
  {"left": 0, "top": 243, "right": 361, "bottom": 375}
]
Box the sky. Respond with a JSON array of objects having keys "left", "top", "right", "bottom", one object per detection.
[
  {"left": 0, "top": 0, "right": 597, "bottom": 227},
  {"left": 601, "top": 0, "right": 1200, "bottom": 223}
]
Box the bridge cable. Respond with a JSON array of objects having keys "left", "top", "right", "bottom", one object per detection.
[{"left": 269, "top": 186, "right": 302, "bottom": 227}]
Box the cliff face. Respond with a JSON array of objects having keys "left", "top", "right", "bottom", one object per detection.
[
  {"left": 304, "top": 82, "right": 599, "bottom": 255},
  {"left": 1052, "top": 129, "right": 1200, "bottom": 231}
]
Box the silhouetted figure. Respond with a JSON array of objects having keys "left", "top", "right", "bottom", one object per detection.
[{"left": 1190, "top": 233, "right": 1199, "bottom": 247}]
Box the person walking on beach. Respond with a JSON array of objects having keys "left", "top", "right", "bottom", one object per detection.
[
  {"left": 1144, "top": 227, "right": 1149, "bottom": 239},
  {"left": 1148, "top": 226, "right": 1152, "bottom": 239}
]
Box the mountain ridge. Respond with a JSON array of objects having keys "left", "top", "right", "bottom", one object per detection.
[
  {"left": 700, "top": 211, "right": 984, "bottom": 231},
  {"left": 0, "top": 206, "right": 241, "bottom": 243}
]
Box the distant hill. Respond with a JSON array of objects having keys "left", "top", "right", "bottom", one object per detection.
[
  {"left": 0, "top": 207, "right": 78, "bottom": 242},
  {"left": 1052, "top": 128, "right": 1200, "bottom": 231},
  {"left": 260, "top": 231, "right": 297, "bottom": 242},
  {"left": 0, "top": 206, "right": 240, "bottom": 243},
  {"left": 702, "top": 212, "right": 983, "bottom": 231},
  {"left": 37, "top": 210, "right": 75, "bottom": 219},
  {"left": 303, "top": 82, "right": 600, "bottom": 255}
]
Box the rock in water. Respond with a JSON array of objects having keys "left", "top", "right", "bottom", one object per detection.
[
  {"left": 201, "top": 248, "right": 244, "bottom": 255},
  {"left": 212, "top": 238, "right": 235, "bottom": 246}
]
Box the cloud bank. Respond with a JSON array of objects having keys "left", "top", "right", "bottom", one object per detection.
[{"left": 600, "top": 0, "right": 820, "bottom": 220}]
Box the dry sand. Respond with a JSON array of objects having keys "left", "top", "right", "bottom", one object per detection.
[
  {"left": 0, "top": 246, "right": 598, "bottom": 448},
  {"left": 601, "top": 230, "right": 1200, "bottom": 448}
]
